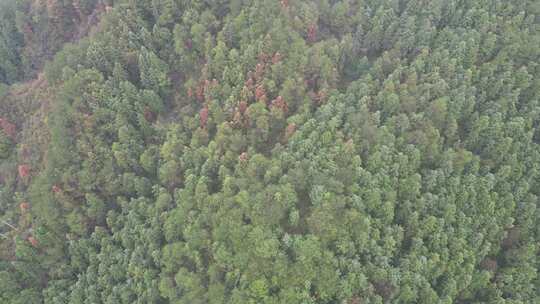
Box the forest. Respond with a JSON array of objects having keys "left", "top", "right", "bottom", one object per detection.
[{"left": 0, "top": 0, "right": 539, "bottom": 303}]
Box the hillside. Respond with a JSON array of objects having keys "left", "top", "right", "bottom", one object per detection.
[{"left": 0, "top": 1, "right": 539, "bottom": 303}]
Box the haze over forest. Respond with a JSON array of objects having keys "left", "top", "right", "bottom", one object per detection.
[{"left": 0, "top": 0, "right": 539, "bottom": 303}]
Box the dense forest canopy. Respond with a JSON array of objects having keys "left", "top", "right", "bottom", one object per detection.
[{"left": 0, "top": 0, "right": 539, "bottom": 303}]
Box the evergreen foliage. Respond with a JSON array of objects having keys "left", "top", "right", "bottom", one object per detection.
[{"left": 0, "top": 0, "right": 539, "bottom": 303}]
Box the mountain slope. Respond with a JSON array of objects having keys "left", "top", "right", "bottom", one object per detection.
[{"left": 1, "top": 1, "right": 539, "bottom": 303}]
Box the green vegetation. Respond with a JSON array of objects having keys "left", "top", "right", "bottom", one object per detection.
[{"left": 0, "top": 0, "right": 539, "bottom": 303}]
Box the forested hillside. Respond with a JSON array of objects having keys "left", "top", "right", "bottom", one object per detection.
[{"left": 1, "top": 0, "right": 539, "bottom": 303}]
